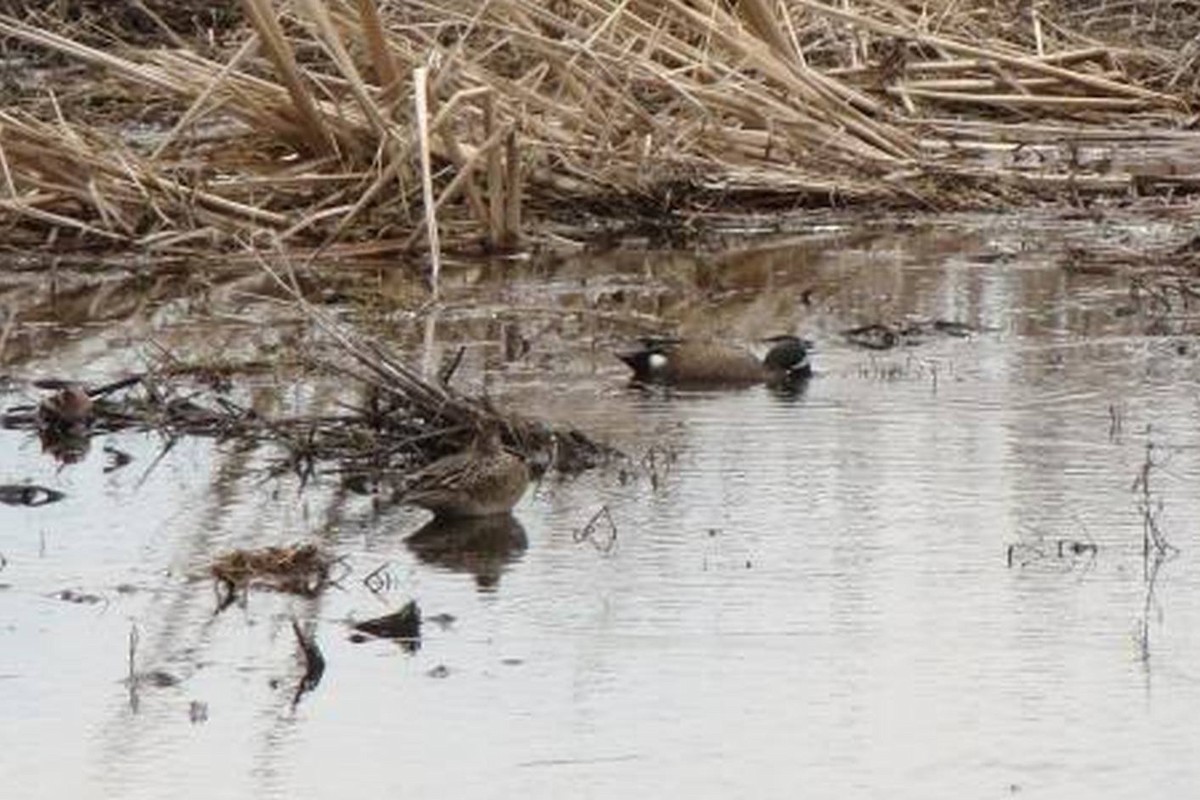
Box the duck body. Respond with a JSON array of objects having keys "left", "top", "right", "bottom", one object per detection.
[
  {"left": 399, "top": 428, "right": 530, "bottom": 518},
  {"left": 617, "top": 335, "right": 811, "bottom": 389}
]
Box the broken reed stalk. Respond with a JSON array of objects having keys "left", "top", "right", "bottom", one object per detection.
[
  {"left": 503, "top": 128, "right": 521, "bottom": 250},
  {"left": 0, "top": 198, "right": 128, "bottom": 241},
  {"left": 298, "top": 0, "right": 390, "bottom": 137},
  {"left": 485, "top": 92, "right": 504, "bottom": 246},
  {"left": 352, "top": 0, "right": 401, "bottom": 106},
  {"left": 0, "top": 308, "right": 16, "bottom": 363},
  {"left": 427, "top": 89, "right": 491, "bottom": 235},
  {"left": 148, "top": 34, "right": 260, "bottom": 161},
  {"left": 401, "top": 123, "right": 509, "bottom": 252},
  {"left": 1133, "top": 440, "right": 1177, "bottom": 559},
  {"left": 247, "top": 246, "right": 618, "bottom": 477},
  {"left": 239, "top": 0, "right": 333, "bottom": 156},
  {"left": 253, "top": 250, "right": 471, "bottom": 425},
  {"left": 0, "top": 137, "right": 16, "bottom": 196},
  {"left": 413, "top": 65, "right": 441, "bottom": 296},
  {"left": 127, "top": 623, "right": 138, "bottom": 681},
  {"left": 892, "top": 89, "right": 1155, "bottom": 111}
]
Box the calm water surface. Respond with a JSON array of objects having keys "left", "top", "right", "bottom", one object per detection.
[{"left": 2, "top": 214, "right": 1200, "bottom": 798}]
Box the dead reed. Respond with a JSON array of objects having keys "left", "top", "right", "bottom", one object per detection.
[{"left": 0, "top": 1, "right": 1195, "bottom": 255}]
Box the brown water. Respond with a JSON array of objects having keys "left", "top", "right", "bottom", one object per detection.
[{"left": 3, "top": 212, "right": 1200, "bottom": 798}]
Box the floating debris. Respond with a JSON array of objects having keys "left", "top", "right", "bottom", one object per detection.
[
  {"left": 842, "top": 319, "right": 983, "bottom": 350},
  {"left": 102, "top": 445, "right": 133, "bottom": 474},
  {"left": 209, "top": 543, "right": 335, "bottom": 605},
  {"left": 574, "top": 505, "right": 618, "bottom": 554},
  {"left": 843, "top": 323, "right": 901, "bottom": 351},
  {"left": 125, "top": 670, "right": 181, "bottom": 689},
  {"left": 352, "top": 600, "right": 422, "bottom": 649},
  {"left": 427, "top": 613, "right": 456, "bottom": 630},
  {"left": 188, "top": 701, "right": 209, "bottom": 724},
  {"left": 1005, "top": 523, "right": 1100, "bottom": 572},
  {"left": 0, "top": 484, "right": 65, "bottom": 507},
  {"left": 362, "top": 561, "right": 397, "bottom": 595},
  {"left": 2, "top": 344, "right": 614, "bottom": 487},
  {"left": 54, "top": 588, "right": 103, "bottom": 604}
]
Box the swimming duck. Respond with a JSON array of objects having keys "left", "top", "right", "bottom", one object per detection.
[
  {"left": 397, "top": 423, "right": 530, "bottom": 518},
  {"left": 37, "top": 385, "right": 93, "bottom": 430},
  {"left": 616, "top": 334, "right": 812, "bottom": 388}
]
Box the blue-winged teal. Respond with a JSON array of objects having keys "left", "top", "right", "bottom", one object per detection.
[
  {"left": 398, "top": 425, "right": 530, "bottom": 518},
  {"left": 617, "top": 334, "right": 812, "bottom": 388}
]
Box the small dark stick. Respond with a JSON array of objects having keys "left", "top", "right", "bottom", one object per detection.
[
  {"left": 439, "top": 346, "right": 467, "bottom": 385},
  {"left": 291, "top": 619, "right": 326, "bottom": 706}
]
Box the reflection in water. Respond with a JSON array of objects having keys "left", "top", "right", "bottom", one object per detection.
[
  {"left": 625, "top": 371, "right": 811, "bottom": 404},
  {"left": 289, "top": 619, "right": 325, "bottom": 709},
  {"left": 37, "top": 426, "right": 92, "bottom": 463},
  {"left": 405, "top": 514, "right": 528, "bottom": 590}
]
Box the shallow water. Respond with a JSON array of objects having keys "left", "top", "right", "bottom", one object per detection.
[{"left": 3, "top": 213, "right": 1200, "bottom": 798}]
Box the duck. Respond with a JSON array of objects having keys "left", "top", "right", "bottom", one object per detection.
[
  {"left": 37, "top": 385, "right": 94, "bottom": 431},
  {"left": 616, "top": 334, "right": 812, "bottom": 388},
  {"left": 396, "top": 423, "right": 531, "bottom": 518}
]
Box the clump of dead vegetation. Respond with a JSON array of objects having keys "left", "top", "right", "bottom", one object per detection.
[
  {"left": 0, "top": 0, "right": 1195, "bottom": 256},
  {"left": 0, "top": 303, "right": 613, "bottom": 474},
  {"left": 210, "top": 542, "right": 336, "bottom": 598}
]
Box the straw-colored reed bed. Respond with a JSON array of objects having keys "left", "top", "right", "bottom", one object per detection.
[{"left": 0, "top": 0, "right": 1195, "bottom": 256}]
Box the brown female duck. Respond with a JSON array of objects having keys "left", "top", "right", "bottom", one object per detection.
[
  {"left": 617, "top": 334, "right": 812, "bottom": 389},
  {"left": 397, "top": 424, "right": 530, "bottom": 518},
  {"left": 37, "top": 385, "right": 94, "bottom": 431}
]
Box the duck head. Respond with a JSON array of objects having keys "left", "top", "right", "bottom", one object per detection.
[{"left": 761, "top": 335, "right": 813, "bottom": 382}]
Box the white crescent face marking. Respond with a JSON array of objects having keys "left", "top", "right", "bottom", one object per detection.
[{"left": 648, "top": 353, "right": 669, "bottom": 371}]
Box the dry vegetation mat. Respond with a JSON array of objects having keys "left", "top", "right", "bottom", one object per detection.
[
  {"left": 0, "top": 0, "right": 1196, "bottom": 255},
  {"left": 2, "top": 331, "right": 612, "bottom": 489}
]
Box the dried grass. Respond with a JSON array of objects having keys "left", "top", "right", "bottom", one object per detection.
[
  {"left": 210, "top": 542, "right": 334, "bottom": 596},
  {"left": 0, "top": 0, "right": 1195, "bottom": 254}
]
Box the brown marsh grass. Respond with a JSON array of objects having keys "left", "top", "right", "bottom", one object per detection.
[{"left": 0, "top": 0, "right": 1195, "bottom": 257}]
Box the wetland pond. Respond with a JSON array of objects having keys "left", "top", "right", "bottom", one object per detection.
[{"left": 3, "top": 212, "right": 1200, "bottom": 798}]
